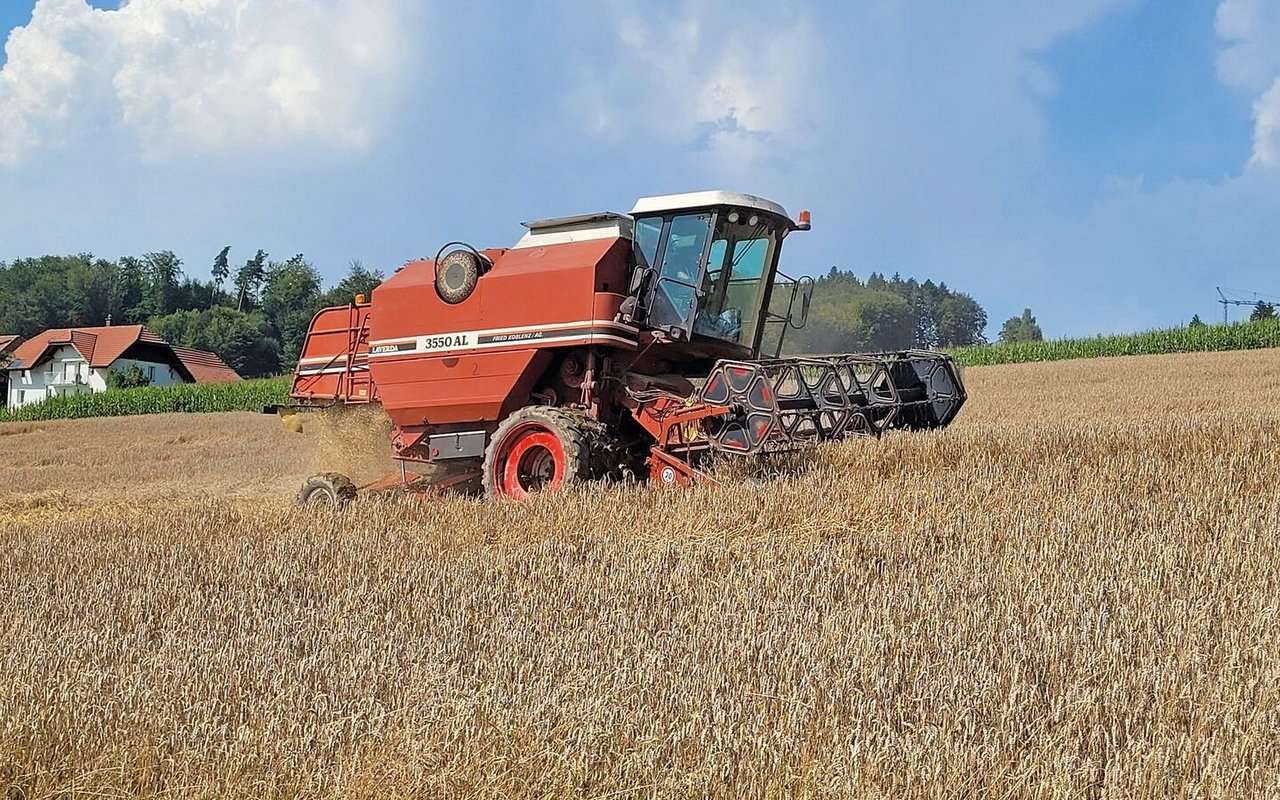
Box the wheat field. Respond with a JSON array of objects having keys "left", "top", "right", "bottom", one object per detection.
[{"left": 2, "top": 350, "right": 1280, "bottom": 798}]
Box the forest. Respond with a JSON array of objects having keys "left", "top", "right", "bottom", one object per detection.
[
  {"left": 0, "top": 250, "right": 382, "bottom": 377},
  {"left": 780, "top": 267, "right": 988, "bottom": 354}
]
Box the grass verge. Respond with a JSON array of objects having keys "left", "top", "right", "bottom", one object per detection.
[
  {"left": 0, "top": 378, "right": 289, "bottom": 423},
  {"left": 949, "top": 319, "right": 1280, "bottom": 366}
]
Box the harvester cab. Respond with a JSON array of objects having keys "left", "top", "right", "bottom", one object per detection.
[
  {"left": 619, "top": 192, "right": 812, "bottom": 361},
  {"left": 286, "top": 190, "right": 966, "bottom": 505}
]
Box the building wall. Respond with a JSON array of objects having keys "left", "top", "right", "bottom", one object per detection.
[
  {"left": 94, "top": 358, "right": 184, "bottom": 391},
  {"left": 5, "top": 346, "right": 186, "bottom": 409},
  {"left": 7, "top": 345, "right": 87, "bottom": 408}
]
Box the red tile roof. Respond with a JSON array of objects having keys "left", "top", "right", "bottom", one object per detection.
[
  {"left": 70, "top": 330, "right": 99, "bottom": 363},
  {"left": 8, "top": 324, "right": 169, "bottom": 369},
  {"left": 0, "top": 335, "right": 22, "bottom": 354},
  {"left": 171, "top": 346, "right": 242, "bottom": 384},
  {"left": 6, "top": 325, "right": 241, "bottom": 383},
  {"left": 7, "top": 328, "right": 74, "bottom": 368}
]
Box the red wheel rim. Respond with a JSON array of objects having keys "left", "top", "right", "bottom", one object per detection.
[{"left": 495, "top": 423, "right": 566, "bottom": 499}]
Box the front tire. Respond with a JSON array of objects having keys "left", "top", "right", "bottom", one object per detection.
[
  {"left": 296, "top": 473, "right": 357, "bottom": 508},
  {"left": 482, "top": 407, "right": 601, "bottom": 499}
]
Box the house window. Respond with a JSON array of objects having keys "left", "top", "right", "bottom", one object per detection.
[
  {"left": 148, "top": 365, "right": 156, "bottom": 381},
  {"left": 21, "top": 369, "right": 29, "bottom": 381}
]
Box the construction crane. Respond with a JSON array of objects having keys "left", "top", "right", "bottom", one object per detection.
[{"left": 1216, "top": 287, "right": 1280, "bottom": 323}]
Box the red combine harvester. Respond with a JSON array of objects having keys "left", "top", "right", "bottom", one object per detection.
[{"left": 286, "top": 191, "right": 965, "bottom": 504}]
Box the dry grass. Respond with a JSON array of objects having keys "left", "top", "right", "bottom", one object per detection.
[
  {"left": 3, "top": 349, "right": 1280, "bottom": 798},
  {"left": 0, "top": 412, "right": 312, "bottom": 517}
]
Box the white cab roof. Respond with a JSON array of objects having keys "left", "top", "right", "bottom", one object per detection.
[
  {"left": 510, "top": 191, "right": 798, "bottom": 249},
  {"left": 630, "top": 190, "right": 794, "bottom": 225}
]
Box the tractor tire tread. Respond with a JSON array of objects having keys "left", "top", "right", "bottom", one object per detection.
[
  {"left": 297, "top": 472, "right": 358, "bottom": 508},
  {"left": 482, "top": 406, "right": 609, "bottom": 497}
]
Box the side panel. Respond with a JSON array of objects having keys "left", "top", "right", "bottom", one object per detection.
[
  {"left": 376, "top": 349, "right": 552, "bottom": 427},
  {"left": 369, "top": 239, "right": 631, "bottom": 345},
  {"left": 291, "top": 303, "right": 373, "bottom": 402},
  {"left": 366, "top": 236, "right": 635, "bottom": 427}
]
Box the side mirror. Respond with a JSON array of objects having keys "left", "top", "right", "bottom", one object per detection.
[
  {"left": 629, "top": 266, "right": 653, "bottom": 296},
  {"left": 791, "top": 276, "right": 814, "bottom": 329}
]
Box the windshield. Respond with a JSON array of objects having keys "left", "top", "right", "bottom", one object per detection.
[
  {"left": 693, "top": 215, "right": 779, "bottom": 347},
  {"left": 641, "top": 209, "right": 783, "bottom": 349}
]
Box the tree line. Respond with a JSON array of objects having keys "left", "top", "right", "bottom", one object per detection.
[
  {"left": 782, "top": 268, "right": 993, "bottom": 353},
  {"left": 2, "top": 251, "right": 1043, "bottom": 374},
  {"left": 0, "top": 251, "right": 382, "bottom": 377}
]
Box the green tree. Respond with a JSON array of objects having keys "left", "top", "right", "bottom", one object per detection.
[
  {"left": 781, "top": 268, "right": 988, "bottom": 354},
  {"left": 211, "top": 246, "right": 231, "bottom": 302},
  {"left": 148, "top": 308, "right": 206, "bottom": 350},
  {"left": 171, "top": 276, "right": 220, "bottom": 312},
  {"left": 1189, "top": 314, "right": 1206, "bottom": 328},
  {"left": 142, "top": 251, "right": 183, "bottom": 316},
  {"left": 802, "top": 289, "right": 914, "bottom": 352},
  {"left": 234, "top": 249, "right": 268, "bottom": 311},
  {"left": 850, "top": 291, "right": 915, "bottom": 349},
  {"left": 319, "top": 260, "right": 385, "bottom": 306},
  {"left": 0, "top": 250, "right": 258, "bottom": 337},
  {"left": 63, "top": 255, "right": 117, "bottom": 326},
  {"left": 114, "top": 256, "right": 150, "bottom": 323},
  {"left": 150, "top": 306, "right": 281, "bottom": 377},
  {"left": 106, "top": 362, "right": 151, "bottom": 389},
  {"left": 262, "top": 255, "right": 323, "bottom": 364},
  {"left": 1251, "top": 302, "right": 1276, "bottom": 322},
  {"left": 937, "top": 293, "right": 987, "bottom": 347},
  {"left": 999, "top": 308, "right": 1044, "bottom": 344},
  {"left": 0, "top": 254, "right": 117, "bottom": 334},
  {"left": 205, "top": 308, "right": 281, "bottom": 377}
]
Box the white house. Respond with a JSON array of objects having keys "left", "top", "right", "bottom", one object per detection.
[{"left": 4, "top": 325, "right": 239, "bottom": 410}]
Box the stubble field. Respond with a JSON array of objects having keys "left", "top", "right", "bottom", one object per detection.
[{"left": 2, "top": 350, "right": 1280, "bottom": 798}]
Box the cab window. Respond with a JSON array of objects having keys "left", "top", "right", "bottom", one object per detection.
[
  {"left": 635, "top": 216, "right": 663, "bottom": 267},
  {"left": 648, "top": 213, "right": 712, "bottom": 332},
  {"left": 658, "top": 213, "right": 711, "bottom": 284}
]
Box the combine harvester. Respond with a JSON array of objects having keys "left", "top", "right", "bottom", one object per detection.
[{"left": 286, "top": 191, "right": 966, "bottom": 504}]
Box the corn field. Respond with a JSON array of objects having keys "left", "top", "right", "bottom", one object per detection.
[
  {"left": 0, "top": 378, "right": 289, "bottom": 423},
  {"left": 950, "top": 319, "right": 1280, "bottom": 366},
  {"left": 2, "top": 349, "right": 1280, "bottom": 798},
  {"left": 3, "top": 321, "right": 1276, "bottom": 426}
]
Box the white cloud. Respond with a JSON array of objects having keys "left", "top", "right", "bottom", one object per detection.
[
  {"left": 1216, "top": 0, "right": 1280, "bottom": 167},
  {"left": 1252, "top": 76, "right": 1280, "bottom": 167},
  {"left": 1216, "top": 0, "right": 1280, "bottom": 90},
  {"left": 0, "top": 0, "right": 419, "bottom": 166},
  {"left": 574, "top": 0, "right": 820, "bottom": 169}
]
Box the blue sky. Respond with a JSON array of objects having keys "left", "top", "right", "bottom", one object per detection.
[{"left": 2, "top": 0, "right": 1280, "bottom": 337}]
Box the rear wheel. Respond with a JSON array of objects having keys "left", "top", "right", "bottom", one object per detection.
[
  {"left": 297, "top": 473, "right": 357, "bottom": 508},
  {"left": 482, "top": 407, "right": 601, "bottom": 499}
]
